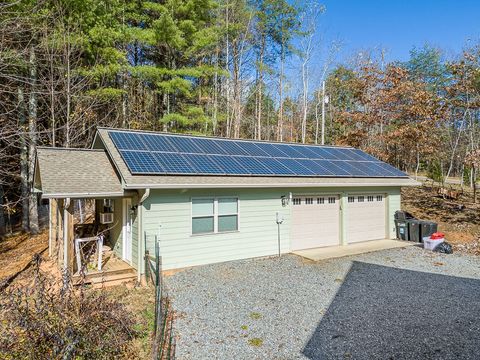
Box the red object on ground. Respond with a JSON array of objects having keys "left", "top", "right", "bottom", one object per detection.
[{"left": 430, "top": 232, "right": 445, "bottom": 240}]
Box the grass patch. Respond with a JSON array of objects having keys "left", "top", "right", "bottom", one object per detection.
[
  {"left": 248, "top": 337, "right": 263, "bottom": 347},
  {"left": 250, "top": 312, "right": 262, "bottom": 320}
]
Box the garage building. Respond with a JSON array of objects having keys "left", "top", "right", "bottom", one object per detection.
[{"left": 35, "top": 128, "right": 417, "bottom": 277}]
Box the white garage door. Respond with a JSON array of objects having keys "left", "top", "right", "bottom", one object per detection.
[
  {"left": 291, "top": 195, "right": 340, "bottom": 250},
  {"left": 347, "top": 194, "right": 386, "bottom": 243}
]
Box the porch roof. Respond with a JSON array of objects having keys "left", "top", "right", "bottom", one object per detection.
[{"left": 34, "top": 147, "right": 124, "bottom": 198}]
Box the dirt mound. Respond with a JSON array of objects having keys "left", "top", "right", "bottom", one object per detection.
[
  {"left": 0, "top": 231, "right": 48, "bottom": 286},
  {"left": 402, "top": 186, "right": 480, "bottom": 255}
]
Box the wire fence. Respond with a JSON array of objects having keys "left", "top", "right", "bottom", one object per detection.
[{"left": 144, "top": 233, "right": 176, "bottom": 360}]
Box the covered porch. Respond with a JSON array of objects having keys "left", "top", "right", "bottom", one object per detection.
[{"left": 34, "top": 147, "right": 139, "bottom": 286}]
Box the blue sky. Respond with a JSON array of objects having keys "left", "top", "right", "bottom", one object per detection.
[{"left": 320, "top": 0, "right": 480, "bottom": 63}]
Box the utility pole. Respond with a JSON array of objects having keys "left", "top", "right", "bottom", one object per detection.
[{"left": 321, "top": 80, "right": 326, "bottom": 145}]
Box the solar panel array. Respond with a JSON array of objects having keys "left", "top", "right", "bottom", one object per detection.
[{"left": 108, "top": 130, "right": 407, "bottom": 178}]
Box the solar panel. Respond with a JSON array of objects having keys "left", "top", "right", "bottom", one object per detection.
[
  {"left": 111, "top": 132, "right": 148, "bottom": 151},
  {"left": 183, "top": 154, "right": 225, "bottom": 174},
  {"left": 375, "top": 162, "right": 406, "bottom": 177},
  {"left": 316, "top": 160, "right": 351, "bottom": 176},
  {"left": 235, "top": 141, "right": 270, "bottom": 157},
  {"left": 168, "top": 136, "right": 204, "bottom": 154},
  {"left": 275, "top": 158, "right": 315, "bottom": 175},
  {"left": 142, "top": 133, "right": 177, "bottom": 152},
  {"left": 108, "top": 130, "right": 408, "bottom": 178},
  {"left": 295, "top": 159, "right": 335, "bottom": 176},
  {"left": 289, "top": 145, "right": 319, "bottom": 159},
  {"left": 255, "top": 157, "right": 296, "bottom": 175},
  {"left": 191, "top": 138, "right": 228, "bottom": 155},
  {"left": 153, "top": 153, "right": 193, "bottom": 174},
  {"left": 233, "top": 156, "right": 273, "bottom": 175},
  {"left": 253, "top": 142, "right": 290, "bottom": 157},
  {"left": 272, "top": 144, "right": 306, "bottom": 158},
  {"left": 119, "top": 150, "right": 163, "bottom": 173},
  {"left": 209, "top": 155, "right": 250, "bottom": 174},
  {"left": 215, "top": 140, "right": 249, "bottom": 156},
  {"left": 341, "top": 148, "right": 365, "bottom": 161}
]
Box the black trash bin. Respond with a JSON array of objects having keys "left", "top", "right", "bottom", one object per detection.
[
  {"left": 394, "top": 210, "right": 414, "bottom": 221},
  {"left": 408, "top": 219, "right": 423, "bottom": 242},
  {"left": 395, "top": 219, "right": 409, "bottom": 240},
  {"left": 420, "top": 221, "right": 438, "bottom": 242}
]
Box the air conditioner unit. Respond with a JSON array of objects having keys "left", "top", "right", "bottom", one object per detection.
[{"left": 99, "top": 212, "right": 114, "bottom": 224}]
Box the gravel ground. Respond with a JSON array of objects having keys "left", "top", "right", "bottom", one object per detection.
[{"left": 165, "top": 246, "right": 480, "bottom": 359}]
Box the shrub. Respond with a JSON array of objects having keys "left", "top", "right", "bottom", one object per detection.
[
  {"left": 0, "top": 255, "right": 137, "bottom": 359},
  {"left": 427, "top": 160, "right": 443, "bottom": 183}
]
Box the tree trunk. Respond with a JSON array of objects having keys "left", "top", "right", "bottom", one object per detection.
[
  {"left": 19, "top": 87, "right": 29, "bottom": 232},
  {"left": 28, "top": 48, "right": 39, "bottom": 234},
  {"left": 301, "top": 59, "right": 308, "bottom": 143},
  {"left": 232, "top": 42, "right": 241, "bottom": 138},
  {"left": 0, "top": 185, "right": 5, "bottom": 235},
  {"left": 277, "top": 45, "right": 284, "bottom": 141},
  {"left": 473, "top": 165, "right": 477, "bottom": 204},
  {"left": 64, "top": 28, "right": 71, "bottom": 147},
  {"left": 256, "top": 37, "right": 265, "bottom": 140}
]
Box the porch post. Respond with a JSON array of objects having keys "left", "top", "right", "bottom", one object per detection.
[
  {"left": 48, "top": 199, "right": 52, "bottom": 257},
  {"left": 63, "top": 198, "right": 71, "bottom": 271}
]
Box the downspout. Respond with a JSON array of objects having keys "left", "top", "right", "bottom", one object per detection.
[
  {"left": 48, "top": 199, "right": 52, "bottom": 257},
  {"left": 63, "top": 198, "right": 71, "bottom": 271},
  {"left": 137, "top": 189, "right": 150, "bottom": 282}
]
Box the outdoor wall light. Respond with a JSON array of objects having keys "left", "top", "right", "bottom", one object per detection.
[{"left": 281, "top": 195, "right": 289, "bottom": 207}]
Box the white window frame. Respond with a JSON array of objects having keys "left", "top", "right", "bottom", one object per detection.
[{"left": 191, "top": 196, "right": 240, "bottom": 235}]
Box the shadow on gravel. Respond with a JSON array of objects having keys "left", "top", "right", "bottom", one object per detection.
[{"left": 303, "top": 261, "right": 480, "bottom": 360}]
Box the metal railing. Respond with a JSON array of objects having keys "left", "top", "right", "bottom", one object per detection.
[{"left": 144, "top": 233, "right": 175, "bottom": 359}]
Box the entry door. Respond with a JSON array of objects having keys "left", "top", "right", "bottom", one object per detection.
[
  {"left": 347, "top": 194, "right": 386, "bottom": 243},
  {"left": 123, "top": 198, "right": 133, "bottom": 263},
  {"left": 291, "top": 195, "right": 340, "bottom": 250}
]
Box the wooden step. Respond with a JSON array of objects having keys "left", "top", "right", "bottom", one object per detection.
[
  {"left": 73, "top": 269, "right": 136, "bottom": 287},
  {"left": 90, "top": 270, "right": 136, "bottom": 284}
]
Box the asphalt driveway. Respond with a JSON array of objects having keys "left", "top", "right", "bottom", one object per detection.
[{"left": 165, "top": 246, "right": 480, "bottom": 359}]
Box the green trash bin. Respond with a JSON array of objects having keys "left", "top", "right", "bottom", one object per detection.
[
  {"left": 395, "top": 219, "right": 409, "bottom": 240},
  {"left": 420, "top": 221, "right": 438, "bottom": 242},
  {"left": 408, "top": 219, "right": 422, "bottom": 242}
]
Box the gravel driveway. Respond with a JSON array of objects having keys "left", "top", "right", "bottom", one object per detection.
[{"left": 165, "top": 246, "right": 480, "bottom": 359}]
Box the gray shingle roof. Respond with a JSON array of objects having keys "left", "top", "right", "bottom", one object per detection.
[
  {"left": 94, "top": 128, "right": 419, "bottom": 189},
  {"left": 35, "top": 147, "right": 123, "bottom": 198}
]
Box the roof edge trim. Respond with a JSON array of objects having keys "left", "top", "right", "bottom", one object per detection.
[{"left": 123, "top": 180, "right": 420, "bottom": 190}]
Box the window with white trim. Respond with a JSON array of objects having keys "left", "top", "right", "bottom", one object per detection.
[
  {"left": 317, "top": 197, "right": 324, "bottom": 204},
  {"left": 376, "top": 195, "right": 383, "bottom": 201},
  {"left": 358, "top": 196, "right": 364, "bottom": 202},
  {"left": 367, "top": 195, "right": 374, "bottom": 202},
  {"left": 328, "top": 197, "right": 336, "bottom": 204},
  {"left": 192, "top": 197, "right": 238, "bottom": 234},
  {"left": 348, "top": 196, "right": 355, "bottom": 203},
  {"left": 305, "top": 197, "right": 313, "bottom": 205},
  {"left": 293, "top": 198, "right": 301, "bottom": 205}
]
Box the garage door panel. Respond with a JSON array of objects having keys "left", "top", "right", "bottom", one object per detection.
[
  {"left": 291, "top": 196, "right": 340, "bottom": 250},
  {"left": 347, "top": 194, "right": 386, "bottom": 243}
]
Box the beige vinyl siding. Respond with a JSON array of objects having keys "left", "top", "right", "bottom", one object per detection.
[{"left": 142, "top": 189, "right": 291, "bottom": 270}]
